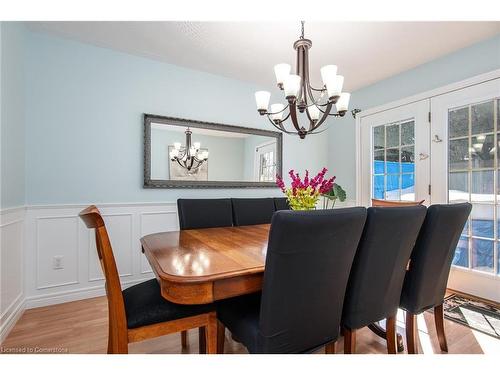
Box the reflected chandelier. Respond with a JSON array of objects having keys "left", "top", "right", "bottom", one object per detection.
[
  {"left": 255, "top": 21, "right": 358, "bottom": 139},
  {"left": 169, "top": 128, "right": 209, "bottom": 172}
]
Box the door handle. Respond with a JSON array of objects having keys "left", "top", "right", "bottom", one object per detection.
[
  {"left": 432, "top": 135, "right": 443, "bottom": 143},
  {"left": 419, "top": 153, "right": 429, "bottom": 160}
]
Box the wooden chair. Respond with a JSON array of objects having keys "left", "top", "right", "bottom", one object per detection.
[
  {"left": 371, "top": 198, "right": 425, "bottom": 207},
  {"left": 79, "top": 205, "right": 217, "bottom": 354}
]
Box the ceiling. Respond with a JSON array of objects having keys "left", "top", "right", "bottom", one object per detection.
[{"left": 26, "top": 21, "right": 500, "bottom": 92}]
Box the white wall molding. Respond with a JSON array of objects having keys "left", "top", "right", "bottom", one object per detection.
[{"left": 0, "top": 206, "right": 25, "bottom": 343}]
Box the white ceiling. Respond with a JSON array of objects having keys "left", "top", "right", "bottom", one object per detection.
[{"left": 26, "top": 21, "right": 500, "bottom": 92}]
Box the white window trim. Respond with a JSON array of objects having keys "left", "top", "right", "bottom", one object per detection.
[{"left": 355, "top": 69, "right": 500, "bottom": 205}]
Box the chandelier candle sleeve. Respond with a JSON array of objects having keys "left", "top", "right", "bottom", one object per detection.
[
  {"left": 254, "top": 21, "right": 356, "bottom": 139},
  {"left": 274, "top": 63, "right": 291, "bottom": 88}
]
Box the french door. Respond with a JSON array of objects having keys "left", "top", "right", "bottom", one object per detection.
[
  {"left": 360, "top": 78, "right": 500, "bottom": 302},
  {"left": 431, "top": 78, "right": 500, "bottom": 301},
  {"left": 359, "top": 100, "right": 431, "bottom": 207}
]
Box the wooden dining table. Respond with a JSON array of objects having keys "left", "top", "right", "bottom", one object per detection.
[{"left": 140, "top": 223, "right": 405, "bottom": 352}]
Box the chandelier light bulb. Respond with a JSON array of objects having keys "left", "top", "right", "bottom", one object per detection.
[
  {"left": 174, "top": 142, "right": 181, "bottom": 150},
  {"left": 308, "top": 105, "right": 320, "bottom": 121},
  {"left": 326, "top": 75, "right": 344, "bottom": 101},
  {"left": 255, "top": 91, "right": 271, "bottom": 112},
  {"left": 336, "top": 92, "right": 351, "bottom": 113},
  {"left": 320, "top": 65, "right": 338, "bottom": 88},
  {"left": 274, "top": 63, "right": 291, "bottom": 87},
  {"left": 283, "top": 74, "right": 301, "bottom": 99},
  {"left": 193, "top": 142, "right": 201, "bottom": 150},
  {"left": 270, "top": 103, "right": 286, "bottom": 121}
]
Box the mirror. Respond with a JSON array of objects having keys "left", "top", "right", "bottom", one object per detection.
[{"left": 144, "top": 114, "right": 283, "bottom": 188}]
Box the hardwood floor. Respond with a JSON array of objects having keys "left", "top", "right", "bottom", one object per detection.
[{"left": 1, "top": 294, "right": 498, "bottom": 354}]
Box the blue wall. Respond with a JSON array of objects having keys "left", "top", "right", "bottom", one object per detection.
[
  {"left": 328, "top": 34, "right": 500, "bottom": 198},
  {"left": 1, "top": 22, "right": 25, "bottom": 209},
  {"left": 24, "top": 31, "right": 329, "bottom": 205}
]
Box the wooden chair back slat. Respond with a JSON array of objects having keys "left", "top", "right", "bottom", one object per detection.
[
  {"left": 371, "top": 198, "right": 425, "bottom": 207},
  {"left": 79, "top": 205, "right": 128, "bottom": 351}
]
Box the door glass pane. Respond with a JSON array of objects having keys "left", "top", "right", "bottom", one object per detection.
[
  {"left": 452, "top": 236, "right": 469, "bottom": 267},
  {"left": 386, "top": 124, "right": 399, "bottom": 148},
  {"left": 449, "top": 171, "right": 468, "bottom": 202},
  {"left": 386, "top": 148, "right": 399, "bottom": 173},
  {"left": 471, "top": 238, "right": 494, "bottom": 272},
  {"left": 471, "top": 134, "right": 494, "bottom": 169},
  {"left": 471, "top": 204, "right": 494, "bottom": 239},
  {"left": 471, "top": 170, "right": 494, "bottom": 203},
  {"left": 449, "top": 107, "right": 468, "bottom": 138},
  {"left": 449, "top": 139, "right": 469, "bottom": 170},
  {"left": 373, "top": 175, "right": 384, "bottom": 199},
  {"left": 385, "top": 174, "right": 400, "bottom": 200},
  {"left": 401, "top": 121, "right": 414, "bottom": 145},
  {"left": 374, "top": 126, "right": 385, "bottom": 150},
  {"left": 401, "top": 174, "right": 415, "bottom": 201},
  {"left": 471, "top": 101, "right": 494, "bottom": 135},
  {"left": 373, "top": 150, "right": 385, "bottom": 174}
]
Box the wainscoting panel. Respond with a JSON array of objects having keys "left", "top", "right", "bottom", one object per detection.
[
  {"left": 0, "top": 207, "right": 25, "bottom": 342},
  {"left": 24, "top": 203, "right": 178, "bottom": 309}
]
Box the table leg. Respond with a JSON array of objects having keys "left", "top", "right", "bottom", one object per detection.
[{"left": 368, "top": 321, "right": 404, "bottom": 353}]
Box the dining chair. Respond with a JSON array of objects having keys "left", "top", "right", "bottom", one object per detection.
[
  {"left": 231, "top": 198, "right": 276, "bottom": 226},
  {"left": 216, "top": 208, "right": 367, "bottom": 353},
  {"left": 371, "top": 198, "right": 425, "bottom": 207},
  {"left": 177, "top": 198, "right": 233, "bottom": 230},
  {"left": 79, "top": 205, "right": 217, "bottom": 354},
  {"left": 400, "top": 203, "right": 472, "bottom": 354},
  {"left": 273, "top": 197, "right": 290, "bottom": 211},
  {"left": 341, "top": 205, "right": 427, "bottom": 354}
]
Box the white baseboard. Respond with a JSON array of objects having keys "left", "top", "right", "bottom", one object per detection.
[
  {"left": 0, "top": 294, "right": 26, "bottom": 344},
  {"left": 24, "top": 277, "right": 154, "bottom": 309}
]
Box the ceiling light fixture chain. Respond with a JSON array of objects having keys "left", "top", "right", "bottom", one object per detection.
[{"left": 254, "top": 21, "right": 361, "bottom": 139}]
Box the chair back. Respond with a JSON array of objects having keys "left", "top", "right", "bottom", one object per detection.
[
  {"left": 177, "top": 198, "right": 233, "bottom": 229},
  {"left": 400, "top": 203, "right": 472, "bottom": 314},
  {"left": 371, "top": 198, "right": 425, "bottom": 207},
  {"left": 79, "top": 206, "right": 127, "bottom": 340},
  {"left": 231, "top": 198, "right": 276, "bottom": 226},
  {"left": 258, "top": 208, "right": 367, "bottom": 353},
  {"left": 273, "top": 197, "right": 290, "bottom": 211},
  {"left": 341, "top": 206, "right": 427, "bottom": 329}
]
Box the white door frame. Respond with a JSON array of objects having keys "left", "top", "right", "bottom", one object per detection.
[{"left": 356, "top": 69, "right": 500, "bottom": 205}]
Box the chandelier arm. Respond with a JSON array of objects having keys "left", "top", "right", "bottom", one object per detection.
[
  {"left": 266, "top": 117, "right": 295, "bottom": 134},
  {"left": 288, "top": 101, "right": 303, "bottom": 133},
  {"left": 266, "top": 104, "right": 289, "bottom": 116},
  {"left": 307, "top": 127, "right": 330, "bottom": 135}
]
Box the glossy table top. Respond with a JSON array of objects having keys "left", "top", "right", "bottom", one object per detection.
[{"left": 140, "top": 224, "right": 270, "bottom": 283}]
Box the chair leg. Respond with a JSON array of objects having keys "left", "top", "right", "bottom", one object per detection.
[
  {"left": 107, "top": 324, "right": 113, "bottom": 354},
  {"left": 198, "top": 327, "right": 206, "bottom": 354},
  {"left": 325, "top": 341, "right": 336, "bottom": 354},
  {"left": 405, "top": 312, "right": 418, "bottom": 354},
  {"left": 434, "top": 304, "right": 448, "bottom": 352},
  {"left": 386, "top": 316, "right": 397, "bottom": 354},
  {"left": 342, "top": 327, "right": 356, "bottom": 354},
  {"left": 205, "top": 312, "right": 218, "bottom": 354},
  {"left": 217, "top": 320, "right": 225, "bottom": 354},
  {"left": 181, "top": 330, "right": 188, "bottom": 348}
]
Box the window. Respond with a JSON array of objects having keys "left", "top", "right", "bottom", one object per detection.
[
  {"left": 449, "top": 99, "right": 499, "bottom": 275},
  {"left": 372, "top": 120, "right": 415, "bottom": 201},
  {"left": 256, "top": 143, "right": 277, "bottom": 182}
]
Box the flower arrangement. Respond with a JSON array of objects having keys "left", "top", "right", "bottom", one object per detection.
[{"left": 276, "top": 168, "right": 336, "bottom": 210}]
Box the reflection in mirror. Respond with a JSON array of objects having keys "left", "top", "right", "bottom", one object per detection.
[{"left": 144, "top": 115, "right": 282, "bottom": 188}]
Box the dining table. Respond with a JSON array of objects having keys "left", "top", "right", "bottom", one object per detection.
[{"left": 140, "top": 224, "right": 405, "bottom": 352}]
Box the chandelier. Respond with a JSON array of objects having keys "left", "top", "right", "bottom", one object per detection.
[
  {"left": 254, "top": 21, "right": 356, "bottom": 139},
  {"left": 169, "top": 128, "right": 209, "bottom": 172}
]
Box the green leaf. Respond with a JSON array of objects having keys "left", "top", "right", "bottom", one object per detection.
[{"left": 321, "top": 183, "right": 347, "bottom": 202}]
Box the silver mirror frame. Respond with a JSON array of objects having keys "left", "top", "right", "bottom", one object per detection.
[{"left": 144, "top": 113, "right": 283, "bottom": 189}]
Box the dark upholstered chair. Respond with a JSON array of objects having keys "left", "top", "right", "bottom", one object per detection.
[
  {"left": 216, "top": 208, "right": 367, "bottom": 353},
  {"left": 177, "top": 198, "right": 233, "bottom": 230},
  {"left": 231, "top": 198, "right": 276, "bottom": 226},
  {"left": 273, "top": 197, "right": 290, "bottom": 211},
  {"left": 79, "top": 205, "right": 216, "bottom": 354},
  {"left": 341, "top": 206, "right": 427, "bottom": 354},
  {"left": 400, "top": 203, "right": 472, "bottom": 354}
]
